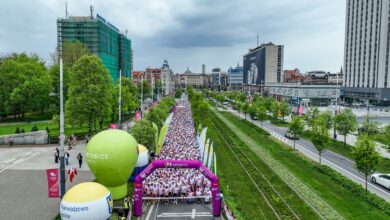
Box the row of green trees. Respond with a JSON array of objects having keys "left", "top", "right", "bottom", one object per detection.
[
  {"left": 0, "top": 41, "right": 165, "bottom": 136},
  {"left": 208, "top": 90, "right": 382, "bottom": 193}
]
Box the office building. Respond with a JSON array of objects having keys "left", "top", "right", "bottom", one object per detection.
[
  {"left": 243, "top": 42, "right": 284, "bottom": 85},
  {"left": 57, "top": 11, "right": 132, "bottom": 82},
  {"left": 228, "top": 64, "right": 244, "bottom": 85},
  {"left": 343, "top": 0, "right": 390, "bottom": 102}
]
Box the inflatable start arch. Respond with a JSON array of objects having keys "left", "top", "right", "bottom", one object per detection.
[{"left": 133, "top": 160, "right": 221, "bottom": 217}]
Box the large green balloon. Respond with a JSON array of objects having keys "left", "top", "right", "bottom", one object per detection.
[{"left": 86, "top": 129, "right": 138, "bottom": 200}]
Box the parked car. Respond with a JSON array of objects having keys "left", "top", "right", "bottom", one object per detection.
[
  {"left": 371, "top": 173, "right": 390, "bottom": 190},
  {"left": 284, "top": 130, "right": 299, "bottom": 139}
]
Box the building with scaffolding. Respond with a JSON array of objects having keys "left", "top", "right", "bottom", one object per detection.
[{"left": 57, "top": 11, "right": 132, "bottom": 82}]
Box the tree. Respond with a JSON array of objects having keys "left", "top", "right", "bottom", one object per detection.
[
  {"left": 131, "top": 120, "right": 157, "bottom": 151},
  {"left": 279, "top": 101, "right": 290, "bottom": 122},
  {"left": 48, "top": 64, "right": 71, "bottom": 116},
  {"left": 270, "top": 101, "right": 279, "bottom": 119},
  {"left": 248, "top": 104, "right": 257, "bottom": 123},
  {"left": 66, "top": 55, "right": 113, "bottom": 132},
  {"left": 0, "top": 53, "right": 51, "bottom": 120},
  {"left": 352, "top": 134, "right": 381, "bottom": 193},
  {"left": 335, "top": 108, "right": 357, "bottom": 147},
  {"left": 359, "top": 115, "right": 379, "bottom": 136},
  {"left": 289, "top": 116, "right": 304, "bottom": 150},
  {"left": 175, "top": 87, "right": 183, "bottom": 99},
  {"left": 256, "top": 106, "right": 268, "bottom": 127},
  {"left": 243, "top": 102, "right": 250, "bottom": 120},
  {"left": 139, "top": 80, "right": 151, "bottom": 98},
  {"left": 318, "top": 111, "right": 334, "bottom": 130},
  {"left": 311, "top": 117, "right": 330, "bottom": 164},
  {"left": 112, "top": 77, "right": 139, "bottom": 122},
  {"left": 62, "top": 40, "right": 90, "bottom": 68},
  {"left": 304, "top": 107, "right": 320, "bottom": 129}
]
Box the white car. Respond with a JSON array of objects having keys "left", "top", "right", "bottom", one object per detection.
[{"left": 371, "top": 173, "right": 390, "bottom": 190}]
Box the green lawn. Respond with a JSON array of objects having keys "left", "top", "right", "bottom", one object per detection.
[{"left": 216, "top": 111, "right": 390, "bottom": 219}]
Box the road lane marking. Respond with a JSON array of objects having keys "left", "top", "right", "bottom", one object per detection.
[
  {"left": 191, "top": 209, "right": 195, "bottom": 219},
  {"left": 145, "top": 203, "right": 155, "bottom": 220},
  {"left": 0, "top": 152, "right": 39, "bottom": 173}
]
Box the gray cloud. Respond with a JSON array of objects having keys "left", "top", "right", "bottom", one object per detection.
[{"left": 0, "top": 0, "right": 346, "bottom": 73}]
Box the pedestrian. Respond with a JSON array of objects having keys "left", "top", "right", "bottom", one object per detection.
[
  {"left": 64, "top": 152, "right": 70, "bottom": 165},
  {"left": 68, "top": 137, "right": 72, "bottom": 150},
  {"left": 123, "top": 196, "right": 130, "bottom": 217},
  {"left": 85, "top": 134, "right": 89, "bottom": 144},
  {"left": 54, "top": 151, "right": 59, "bottom": 163},
  {"left": 8, "top": 136, "right": 14, "bottom": 147},
  {"left": 77, "top": 153, "right": 83, "bottom": 168}
]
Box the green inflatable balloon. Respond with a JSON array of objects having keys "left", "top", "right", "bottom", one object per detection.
[{"left": 86, "top": 129, "right": 138, "bottom": 200}]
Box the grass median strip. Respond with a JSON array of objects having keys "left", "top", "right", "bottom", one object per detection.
[{"left": 215, "top": 109, "right": 390, "bottom": 219}]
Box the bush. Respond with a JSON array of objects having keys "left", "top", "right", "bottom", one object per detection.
[
  {"left": 15, "top": 127, "right": 20, "bottom": 134},
  {"left": 21, "top": 128, "right": 25, "bottom": 133},
  {"left": 31, "top": 125, "right": 38, "bottom": 132},
  {"left": 314, "top": 165, "right": 390, "bottom": 215}
]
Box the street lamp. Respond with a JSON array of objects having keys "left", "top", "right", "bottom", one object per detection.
[
  {"left": 118, "top": 70, "right": 122, "bottom": 129},
  {"left": 51, "top": 59, "right": 66, "bottom": 198}
]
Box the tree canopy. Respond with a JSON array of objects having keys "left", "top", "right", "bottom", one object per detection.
[
  {"left": 65, "top": 55, "right": 113, "bottom": 132},
  {"left": 0, "top": 53, "right": 51, "bottom": 120}
]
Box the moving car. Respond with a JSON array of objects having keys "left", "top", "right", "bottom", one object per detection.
[
  {"left": 284, "top": 130, "right": 299, "bottom": 140},
  {"left": 371, "top": 173, "right": 390, "bottom": 190}
]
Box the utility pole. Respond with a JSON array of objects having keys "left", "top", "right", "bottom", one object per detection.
[
  {"left": 118, "top": 70, "right": 122, "bottom": 129},
  {"left": 333, "top": 73, "right": 339, "bottom": 139},
  {"left": 59, "top": 58, "right": 66, "bottom": 198},
  {"left": 151, "top": 76, "right": 154, "bottom": 101}
]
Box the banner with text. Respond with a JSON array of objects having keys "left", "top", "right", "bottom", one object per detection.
[{"left": 46, "top": 168, "right": 59, "bottom": 198}]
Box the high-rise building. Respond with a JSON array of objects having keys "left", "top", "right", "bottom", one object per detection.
[
  {"left": 243, "top": 42, "right": 284, "bottom": 85},
  {"left": 343, "top": 0, "right": 390, "bottom": 101},
  {"left": 57, "top": 12, "right": 132, "bottom": 83},
  {"left": 202, "top": 64, "right": 206, "bottom": 74}
]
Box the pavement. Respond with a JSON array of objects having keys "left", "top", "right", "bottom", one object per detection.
[
  {"left": 0, "top": 143, "right": 93, "bottom": 219},
  {"left": 140, "top": 202, "right": 219, "bottom": 220},
  {"left": 223, "top": 107, "right": 390, "bottom": 202}
]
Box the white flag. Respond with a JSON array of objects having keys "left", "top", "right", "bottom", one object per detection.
[{"left": 207, "top": 142, "right": 213, "bottom": 169}]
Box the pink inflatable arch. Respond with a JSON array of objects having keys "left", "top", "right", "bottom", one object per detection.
[{"left": 132, "top": 160, "right": 221, "bottom": 217}]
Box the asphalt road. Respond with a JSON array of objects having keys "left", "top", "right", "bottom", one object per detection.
[
  {"left": 141, "top": 202, "right": 219, "bottom": 220},
  {"left": 224, "top": 107, "right": 390, "bottom": 202}
]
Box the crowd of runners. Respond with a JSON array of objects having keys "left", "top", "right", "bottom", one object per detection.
[{"left": 142, "top": 101, "right": 212, "bottom": 203}]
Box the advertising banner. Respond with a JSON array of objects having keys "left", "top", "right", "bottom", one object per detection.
[
  {"left": 135, "top": 111, "right": 141, "bottom": 121},
  {"left": 46, "top": 168, "right": 59, "bottom": 198},
  {"left": 243, "top": 48, "right": 265, "bottom": 85}
]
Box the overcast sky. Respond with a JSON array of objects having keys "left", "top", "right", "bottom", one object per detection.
[{"left": 0, "top": 0, "right": 346, "bottom": 73}]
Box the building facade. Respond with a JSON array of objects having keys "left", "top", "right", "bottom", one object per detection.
[
  {"left": 161, "top": 60, "right": 174, "bottom": 95},
  {"left": 174, "top": 68, "right": 210, "bottom": 88},
  {"left": 265, "top": 83, "right": 341, "bottom": 107},
  {"left": 343, "top": 0, "right": 390, "bottom": 101},
  {"left": 243, "top": 42, "right": 284, "bottom": 85},
  {"left": 57, "top": 13, "right": 132, "bottom": 82},
  {"left": 228, "top": 65, "right": 244, "bottom": 85}
]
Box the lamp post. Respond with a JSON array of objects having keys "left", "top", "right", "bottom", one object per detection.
[
  {"left": 118, "top": 70, "right": 122, "bottom": 129},
  {"left": 48, "top": 59, "right": 65, "bottom": 197},
  {"left": 59, "top": 58, "right": 66, "bottom": 198}
]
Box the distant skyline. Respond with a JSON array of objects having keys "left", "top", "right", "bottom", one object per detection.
[{"left": 0, "top": 0, "right": 345, "bottom": 73}]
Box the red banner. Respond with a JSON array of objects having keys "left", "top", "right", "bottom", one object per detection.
[{"left": 46, "top": 169, "right": 59, "bottom": 198}]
